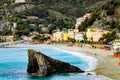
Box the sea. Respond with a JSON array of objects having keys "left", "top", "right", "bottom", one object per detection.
[{"left": 0, "top": 46, "right": 111, "bottom": 80}]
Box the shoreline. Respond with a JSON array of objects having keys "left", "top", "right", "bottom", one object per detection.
[
  {"left": 49, "top": 44, "right": 118, "bottom": 80},
  {"left": 53, "top": 46, "right": 97, "bottom": 71},
  {"left": 6, "top": 44, "right": 120, "bottom": 79}
]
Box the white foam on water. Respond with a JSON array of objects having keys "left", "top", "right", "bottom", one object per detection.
[
  {"left": 52, "top": 46, "right": 112, "bottom": 80},
  {"left": 53, "top": 47, "right": 97, "bottom": 71}
]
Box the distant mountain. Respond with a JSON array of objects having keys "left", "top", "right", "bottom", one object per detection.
[{"left": 78, "top": 0, "right": 120, "bottom": 32}]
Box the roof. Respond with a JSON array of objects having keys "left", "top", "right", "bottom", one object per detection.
[{"left": 76, "top": 32, "right": 84, "bottom": 34}]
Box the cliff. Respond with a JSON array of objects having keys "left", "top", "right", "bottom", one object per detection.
[{"left": 27, "top": 49, "right": 84, "bottom": 76}]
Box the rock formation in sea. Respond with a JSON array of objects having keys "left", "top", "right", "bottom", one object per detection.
[{"left": 27, "top": 49, "right": 84, "bottom": 76}]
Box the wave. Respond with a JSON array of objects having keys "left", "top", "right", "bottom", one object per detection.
[{"left": 52, "top": 47, "right": 97, "bottom": 71}]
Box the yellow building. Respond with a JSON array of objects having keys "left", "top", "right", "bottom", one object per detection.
[
  {"left": 63, "top": 32, "right": 68, "bottom": 41},
  {"left": 52, "top": 29, "right": 79, "bottom": 42},
  {"left": 52, "top": 32, "right": 56, "bottom": 41},
  {"left": 52, "top": 30, "right": 69, "bottom": 42},
  {"left": 86, "top": 28, "right": 99, "bottom": 41}
]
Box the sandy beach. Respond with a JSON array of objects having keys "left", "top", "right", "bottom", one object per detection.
[
  {"left": 10, "top": 43, "right": 120, "bottom": 80},
  {"left": 50, "top": 44, "right": 119, "bottom": 80}
]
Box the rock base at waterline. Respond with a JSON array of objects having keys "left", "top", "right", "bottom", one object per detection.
[{"left": 27, "top": 49, "right": 84, "bottom": 76}]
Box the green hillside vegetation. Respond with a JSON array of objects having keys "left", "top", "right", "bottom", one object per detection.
[
  {"left": 0, "top": 0, "right": 109, "bottom": 36},
  {"left": 78, "top": 0, "right": 120, "bottom": 32}
]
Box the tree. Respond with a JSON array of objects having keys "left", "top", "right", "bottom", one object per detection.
[
  {"left": 102, "top": 30, "right": 117, "bottom": 44},
  {"left": 33, "top": 35, "right": 49, "bottom": 42},
  {"left": 83, "top": 33, "right": 87, "bottom": 43}
]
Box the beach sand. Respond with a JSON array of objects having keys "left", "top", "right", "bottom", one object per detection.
[
  {"left": 11, "top": 44, "right": 119, "bottom": 80},
  {"left": 50, "top": 44, "right": 119, "bottom": 80}
]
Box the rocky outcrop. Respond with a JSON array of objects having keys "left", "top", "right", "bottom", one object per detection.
[
  {"left": 27, "top": 49, "right": 84, "bottom": 76},
  {"left": 13, "top": 4, "right": 34, "bottom": 13}
]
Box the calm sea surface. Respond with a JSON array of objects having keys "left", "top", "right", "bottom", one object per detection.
[{"left": 0, "top": 46, "right": 106, "bottom": 80}]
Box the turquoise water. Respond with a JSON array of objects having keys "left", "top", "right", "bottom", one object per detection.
[{"left": 0, "top": 46, "right": 96, "bottom": 80}]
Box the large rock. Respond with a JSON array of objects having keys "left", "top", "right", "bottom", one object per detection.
[{"left": 27, "top": 49, "right": 84, "bottom": 76}]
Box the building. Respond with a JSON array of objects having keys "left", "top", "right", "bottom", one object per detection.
[
  {"left": 86, "top": 28, "right": 109, "bottom": 42},
  {"left": 113, "top": 39, "right": 120, "bottom": 47},
  {"left": 68, "top": 29, "right": 75, "bottom": 39},
  {"left": 75, "top": 13, "right": 91, "bottom": 29},
  {"left": 39, "top": 24, "right": 45, "bottom": 28},
  {"left": 86, "top": 28, "right": 99, "bottom": 41},
  {"left": 52, "top": 29, "right": 79, "bottom": 42},
  {"left": 62, "top": 31, "right": 68, "bottom": 41},
  {"left": 52, "top": 30, "right": 62, "bottom": 42},
  {"left": 52, "top": 30, "right": 69, "bottom": 42},
  {"left": 29, "top": 24, "right": 36, "bottom": 27},
  {"left": 27, "top": 16, "right": 38, "bottom": 20},
  {"left": 75, "top": 18, "right": 85, "bottom": 29},
  {"left": 75, "top": 32, "right": 84, "bottom": 42},
  {"left": 11, "top": 22, "right": 17, "bottom": 35},
  {"left": 93, "top": 30, "right": 104, "bottom": 42},
  {"left": 113, "top": 39, "right": 120, "bottom": 55},
  {"left": 86, "top": 28, "right": 94, "bottom": 41},
  {"left": 0, "top": 36, "right": 14, "bottom": 42},
  {"left": 22, "top": 36, "right": 32, "bottom": 41},
  {"left": 15, "top": 0, "right": 26, "bottom": 3}
]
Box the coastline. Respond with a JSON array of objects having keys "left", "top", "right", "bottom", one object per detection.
[
  {"left": 52, "top": 46, "right": 97, "bottom": 71},
  {"left": 7, "top": 44, "right": 119, "bottom": 79},
  {"left": 49, "top": 44, "right": 118, "bottom": 80}
]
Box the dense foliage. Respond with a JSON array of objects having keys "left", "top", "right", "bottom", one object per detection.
[
  {"left": 78, "top": 0, "right": 120, "bottom": 32},
  {"left": 0, "top": 0, "right": 110, "bottom": 36},
  {"left": 99, "top": 30, "right": 118, "bottom": 44},
  {"left": 33, "top": 35, "right": 49, "bottom": 42}
]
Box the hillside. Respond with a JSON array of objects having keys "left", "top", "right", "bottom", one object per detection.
[
  {"left": 0, "top": 0, "right": 109, "bottom": 36},
  {"left": 78, "top": 0, "right": 120, "bottom": 32}
]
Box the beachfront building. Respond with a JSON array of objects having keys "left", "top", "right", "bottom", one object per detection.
[
  {"left": 52, "top": 29, "right": 80, "bottom": 42},
  {"left": 113, "top": 39, "right": 120, "bottom": 49},
  {"left": 52, "top": 30, "right": 58, "bottom": 41},
  {"left": 93, "top": 30, "right": 109, "bottom": 42},
  {"left": 68, "top": 29, "right": 75, "bottom": 39},
  {"left": 52, "top": 30, "right": 69, "bottom": 42},
  {"left": 86, "top": 28, "right": 109, "bottom": 42},
  {"left": 75, "top": 32, "right": 84, "bottom": 42},
  {"left": 15, "top": 0, "right": 26, "bottom": 3},
  {"left": 21, "top": 36, "right": 32, "bottom": 41},
  {"left": 86, "top": 28, "right": 98, "bottom": 41},
  {"left": 0, "top": 36, "right": 14, "bottom": 42},
  {"left": 64, "top": 33, "right": 68, "bottom": 41},
  {"left": 86, "top": 28, "right": 92, "bottom": 41},
  {"left": 93, "top": 30, "right": 104, "bottom": 42},
  {"left": 52, "top": 30, "right": 63, "bottom": 42},
  {"left": 113, "top": 39, "right": 120, "bottom": 57}
]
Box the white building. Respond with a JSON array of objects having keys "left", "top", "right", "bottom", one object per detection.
[
  {"left": 15, "top": 0, "right": 26, "bottom": 3},
  {"left": 113, "top": 39, "right": 120, "bottom": 50},
  {"left": 75, "top": 32, "right": 84, "bottom": 41}
]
